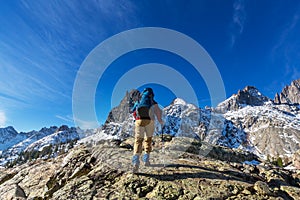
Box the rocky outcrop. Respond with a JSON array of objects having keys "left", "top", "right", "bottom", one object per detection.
[
  {"left": 274, "top": 92, "right": 281, "bottom": 104},
  {"left": 102, "top": 89, "right": 141, "bottom": 138},
  {"left": 274, "top": 79, "right": 300, "bottom": 104},
  {"left": 293, "top": 149, "right": 300, "bottom": 170},
  {"left": 217, "top": 86, "right": 271, "bottom": 112},
  {"left": 0, "top": 138, "right": 299, "bottom": 199},
  {"left": 105, "top": 89, "right": 140, "bottom": 124},
  {"left": 212, "top": 83, "right": 300, "bottom": 163},
  {"left": 224, "top": 102, "right": 300, "bottom": 162}
]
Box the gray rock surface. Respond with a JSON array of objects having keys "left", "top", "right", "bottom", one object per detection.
[
  {"left": 293, "top": 149, "right": 300, "bottom": 170},
  {"left": 217, "top": 86, "right": 271, "bottom": 112},
  {"left": 274, "top": 79, "right": 300, "bottom": 104},
  {"left": 0, "top": 138, "right": 299, "bottom": 199},
  {"left": 105, "top": 89, "right": 140, "bottom": 124}
]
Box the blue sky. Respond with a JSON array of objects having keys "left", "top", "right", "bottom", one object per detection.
[{"left": 0, "top": 0, "right": 300, "bottom": 131}]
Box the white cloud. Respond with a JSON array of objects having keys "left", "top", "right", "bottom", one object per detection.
[
  {"left": 230, "top": 0, "right": 246, "bottom": 47},
  {"left": 0, "top": 111, "right": 6, "bottom": 127},
  {"left": 284, "top": 64, "right": 300, "bottom": 82},
  {"left": 291, "top": 66, "right": 300, "bottom": 81},
  {"left": 73, "top": 117, "right": 99, "bottom": 129},
  {"left": 233, "top": 0, "right": 246, "bottom": 33},
  {"left": 94, "top": 0, "right": 139, "bottom": 27},
  {"left": 272, "top": 14, "right": 299, "bottom": 56},
  {"left": 55, "top": 115, "right": 74, "bottom": 123},
  {"left": 0, "top": 0, "right": 140, "bottom": 110},
  {"left": 270, "top": 13, "right": 300, "bottom": 84},
  {"left": 56, "top": 115, "right": 100, "bottom": 129},
  {"left": 0, "top": 1, "right": 141, "bottom": 130}
]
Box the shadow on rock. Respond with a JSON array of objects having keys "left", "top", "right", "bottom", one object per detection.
[{"left": 137, "top": 163, "right": 260, "bottom": 184}]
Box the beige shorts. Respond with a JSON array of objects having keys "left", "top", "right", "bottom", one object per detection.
[
  {"left": 134, "top": 120, "right": 155, "bottom": 154},
  {"left": 135, "top": 119, "right": 154, "bottom": 138}
]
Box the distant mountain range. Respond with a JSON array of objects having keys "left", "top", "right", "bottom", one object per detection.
[
  {"left": 1, "top": 78, "right": 300, "bottom": 168},
  {"left": 216, "top": 85, "right": 300, "bottom": 161},
  {"left": 102, "top": 78, "right": 300, "bottom": 167},
  {"left": 0, "top": 125, "right": 94, "bottom": 166}
]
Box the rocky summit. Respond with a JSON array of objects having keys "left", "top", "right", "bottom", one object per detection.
[
  {"left": 105, "top": 90, "right": 140, "bottom": 124},
  {"left": 0, "top": 137, "right": 299, "bottom": 200},
  {"left": 216, "top": 86, "right": 271, "bottom": 112},
  {"left": 274, "top": 79, "right": 300, "bottom": 104}
]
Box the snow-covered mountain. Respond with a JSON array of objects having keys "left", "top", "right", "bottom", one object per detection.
[
  {"left": 216, "top": 86, "right": 272, "bottom": 112},
  {"left": 25, "top": 126, "right": 79, "bottom": 152},
  {"left": 218, "top": 85, "right": 300, "bottom": 160},
  {"left": 0, "top": 125, "right": 95, "bottom": 166},
  {"left": 1, "top": 126, "right": 58, "bottom": 157},
  {"left": 99, "top": 83, "right": 300, "bottom": 166},
  {"left": 0, "top": 126, "right": 27, "bottom": 152},
  {"left": 1, "top": 79, "right": 300, "bottom": 168}
]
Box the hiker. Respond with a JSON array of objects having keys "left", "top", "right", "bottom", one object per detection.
[{"left": 131, "top": 87, "right": 163, "bottom": 173}]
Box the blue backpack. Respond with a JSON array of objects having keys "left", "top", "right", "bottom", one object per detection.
[{"left": 136, "top": 88, "right": 155, "bottom": 119}]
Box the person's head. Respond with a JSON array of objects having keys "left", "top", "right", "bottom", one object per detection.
[{"left": 142, "top": 87, "right": 154, "bottom": 97}]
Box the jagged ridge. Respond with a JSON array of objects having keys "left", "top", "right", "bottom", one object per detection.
[
  {"left": 0, "top": 125, "right": 94, "bottom": 166},
  {"left": 274, "top": 78, "right": 300, "bottom": 104}
]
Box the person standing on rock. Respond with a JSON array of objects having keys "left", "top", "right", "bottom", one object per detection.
[{"left": 131, "top": 87, "right": 163, "bottom": 173}]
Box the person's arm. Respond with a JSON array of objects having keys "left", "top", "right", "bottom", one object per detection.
[
  {"left": 130, "top": 101, "right": 138, "bottom": 113},
  {"left": 153, "top": 104, "right": 163, "bottom": 124}
]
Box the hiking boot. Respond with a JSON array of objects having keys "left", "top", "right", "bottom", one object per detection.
[
  {"left": 132, "top": 155, "right": 140, "bottom": 173},
  {"left": 142, "top": 153, "right": 150, "bottom": 166}
]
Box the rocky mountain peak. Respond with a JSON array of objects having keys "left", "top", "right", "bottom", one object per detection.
[
  {"left": 237, "top": 86, "right": 270, "bottom": 105},
  {"left": 105, "top": 89, "right": 140, "bottom": 124},
  {"left": 5, "top": 126, "right": 16, "bottom": 131},
  {"left": 57, "top": 125, "right": 70, "bottom": 132},
  {"left": 240, "top": 85, "right": 259, "bottom": 95},
  {"left": 0, "top": 126, "right": 20, "bottom": 151},
  {"left": 39, "top": 126, "right": 58, "bottom": 133},
  {"left": 274, "top": 78, "right": 300, "bottom": 104},
  {"left": 217, "top": 86, "right": 270, "bottom": 112},
  {"left": 0, "top": 126, "right": 17, "bottom": 133},
  {"left": 171, "top": 98, "right": 187, "bottom": 105}
]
